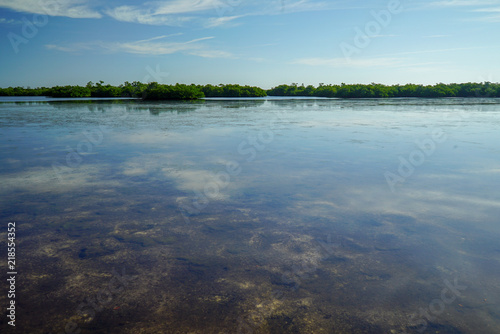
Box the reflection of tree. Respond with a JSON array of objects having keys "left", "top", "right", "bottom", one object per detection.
[
  {"left": 266, "top": 99, "right": 320, "bottom": 109},
  {"left": 46, "top": 99, "right": 135, "bottom": 113},
  {"left": 121, "top": 100, "right": 206, "bottom": 116},
  {"left": 205, "top": 100, "right": 266, "bottom": 109},
  {"left": 148, "top": 101, "right": 205, "bottom": 115}
]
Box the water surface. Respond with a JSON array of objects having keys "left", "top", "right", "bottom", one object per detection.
[{"left": 1, "top": 98, "right": 499, "bottom": 333}]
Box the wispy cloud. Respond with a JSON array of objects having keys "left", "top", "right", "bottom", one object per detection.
[
  {"left": 187, "top": 49, "right": 234, "bottom": 58},
  {"left": 377, "top": 46, "right": 484, "bottom": 57},
  {"left": 470, "top": 6, "right": 500, "bottom": 21},
  {"left": 203, "top": 0, "right": 331, "bottom": 27},
  {"left": 423, "top": 35, "right": 451, "bottom": 38},
  {"left": 0, "top": 17, "right": 20, "bottom": 24},
  {"left": 104, "top": 0, "right": 332, "bottom": 27},
  {"left": 45, "top": 35, "right": 234, "bottom": 58},
  {"left": 469, "top": 14, "right": 500, "bottom": 22},
  {"left": 473, "top": 6, "right": 500, "bottom": 12},
  {"left": 0, "top": 0, "right": 354, "bottom": 26},
  {"left": 371, "top": 34, "right": 399, "bottom": 38},
  {"left": 292, "top": 57, "right": 404, "bottom": 68},
  {"left": 45, "top": 43, "right": 91, "bottom": 52},
  {"left": 274, "top": 0, "right": 329, "bottom": 13},
  {"left": 429, "top": 0, "right": 498, "bottom": 7},
  {"left": 105, "top": 36, "right": 218, "bottom": 55},
  {"left": 204, "top": 15, "right": 245, "bottom": 28},
  {"left": 154, "top": 0, "right": 223, "bottom": 15},
  {"left": 427, "top": 0, "right": 500, "bottom": 22},
  {"left": 0, "top": 0, "right": 101, "bottom": 18},
  {"left": 104, "top": 0, "right": 225, "bottom": 26},
  {"left": 244, "top": 0, "right": 341, "bottom": 18},
  {"left": 105, "top": 5, "right": 193, "bottom": 26},
  {"left": 291, "top": 56, "right": 450, "bottom": 73}
]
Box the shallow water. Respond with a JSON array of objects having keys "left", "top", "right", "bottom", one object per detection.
[{"left": 1, "top": 98, "right": 499, "bottom": 333}]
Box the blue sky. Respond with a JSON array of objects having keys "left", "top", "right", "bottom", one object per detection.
[{"left": 1, "top": 0, "right": 499, "bottom": 88}]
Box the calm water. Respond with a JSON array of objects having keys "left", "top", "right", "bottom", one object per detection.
[{"left": 1, "top": 98, "right": 499, "bottom": 333}]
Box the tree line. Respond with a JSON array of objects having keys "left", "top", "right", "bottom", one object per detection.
[
  {"left": 267, "top": 82, "right": 500, "bottom": 98},
  {"left": 1, "top": 81, "right": 499, "bottom": 99},
  {"left": 0, "top": 81, "right": 267, "bottom": 100}
]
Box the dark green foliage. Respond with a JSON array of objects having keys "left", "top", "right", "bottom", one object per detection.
[
  {"left": 49, "top": 85, "right": 91, "bottom": 98},
  {"left": 266, "top": 83, "right": 317, "bottom": 97},
  {"left": 86, "top": 81, "right": 122, "bottom": 97},
  {"left": 2, "top": 81, "right": 500, "bottom": 99},
  {"left": 199, "top": 84, "right": 267, "bottom": 97},
  {"left": 142, "top": 83, "right": 204, "bottom": 100},
  {"left": 0, "top": 86, "right": 50, "bottom": 96},
  {"left": 119, "top": 81, "right": 147, "bottom": 98},
  {"left": 0, "top": 82, "right": 265, "bottom": 99},
  {"left": 267, "top": 82, "right": 500, "bottom": 98}
]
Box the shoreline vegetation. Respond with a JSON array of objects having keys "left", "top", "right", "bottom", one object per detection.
[{"left": 1, "top": 81, "right": 499, "bottom": 100}]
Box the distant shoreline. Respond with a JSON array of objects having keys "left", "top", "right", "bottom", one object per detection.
[
  {"left": 1, "top": 82, "right": 499, "bottom": 100},
  {"left": 2, "top": 96, "right": 500, "bottom": 105}
]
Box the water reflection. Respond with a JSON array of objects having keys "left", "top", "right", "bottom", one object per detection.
[{"left": 0, "top": 98, "right": 499, "bottom": 333}]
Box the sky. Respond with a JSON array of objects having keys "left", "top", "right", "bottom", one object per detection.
[{"left": 0, "top": 0, "right": 499, "bottom": 88}]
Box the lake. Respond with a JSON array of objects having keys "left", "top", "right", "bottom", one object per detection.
[{"left": 1, "top": 97, "right": 499, "bottom": 333}]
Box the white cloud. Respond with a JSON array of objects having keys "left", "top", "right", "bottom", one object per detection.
[
  {"left": 45, "top": 35, "right": 234, "bottom": 58},
  {"left": 0, "top": 0, "right": 101, "bottom": 18}
]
